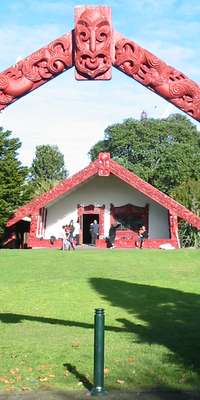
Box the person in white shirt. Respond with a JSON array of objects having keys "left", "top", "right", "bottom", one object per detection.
[
  {"left": 73, "top": 218, "right": 81, "bottom": 245},
  {"left": 60, "top": 225, "right": 71, "bottom": 250}
]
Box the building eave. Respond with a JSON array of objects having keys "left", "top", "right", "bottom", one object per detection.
[
  {"left": 6, "top": 153, "right": 200, "bottom": 230},
  {"left": 110, "top": 159, "right": 200, "bottom": 229}
]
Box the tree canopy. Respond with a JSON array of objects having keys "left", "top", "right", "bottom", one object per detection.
[
  {"left": 0, "top": 128, "right": 31, "bottom": 234},
  {"left": 89, "top": 114, "right": 200, "bottom": 195},
  {"left": 30, "top": 144, "right": 68, "bottom": 195}
]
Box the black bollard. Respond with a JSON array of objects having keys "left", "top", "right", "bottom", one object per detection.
[{"left": 91, "top": 308, "right": 107, "bottom": 396}]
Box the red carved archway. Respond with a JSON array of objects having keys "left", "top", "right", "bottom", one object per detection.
[{"left": 0, "top": 5, "right": 199, "bottom": 122}]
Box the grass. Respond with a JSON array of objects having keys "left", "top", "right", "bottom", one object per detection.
[{"left": 0, "top": 248, "right": 200, "bottom": 394}]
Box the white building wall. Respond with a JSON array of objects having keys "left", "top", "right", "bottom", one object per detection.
[{"left": 44, "top": 175, "right": 170, "bottom": 239}]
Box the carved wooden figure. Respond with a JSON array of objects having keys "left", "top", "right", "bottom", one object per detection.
[{"left": 74, "top": 6, "right": 113, "bottom": 80}]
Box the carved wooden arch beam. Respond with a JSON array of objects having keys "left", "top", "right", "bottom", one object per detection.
[
  {"left": 0, "top": 32, "right": 73, "bottom": 111},
  {"left": 113, "top": 31, "right": 200, "bottom": 122},
  {"left": 0, "top": 5, "right": 200, "bottom": 122}
]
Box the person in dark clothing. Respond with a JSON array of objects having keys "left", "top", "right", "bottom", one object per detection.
[
  {"left": 135, "top": 225, "right": 147, "bottom": 249},
  {"left": 91, "top": 220, "right": 99, "bottom": 245},
  {"left": 107, "top": 223, "right": 120, "bottom": 248}
]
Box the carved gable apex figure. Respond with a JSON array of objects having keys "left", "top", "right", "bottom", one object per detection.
[
  {"left": 74, "top": 6, "right": 113, "bottom": 80},
  {"left": 98, "top": 152, "right": 110, "bottom": 176}
]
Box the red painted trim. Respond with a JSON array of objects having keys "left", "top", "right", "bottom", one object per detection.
[
  {"left": 168, "top": 213, "right": 180, "bottom": 248},
  {"left": 96, "top": 238, "right": 178, "bottom": 249},
  {"left": 28, "top": 238, "right": 178, "bottom": 250},
  {"left": 28, "top": 238, "right": 62, "bottom": 249}
]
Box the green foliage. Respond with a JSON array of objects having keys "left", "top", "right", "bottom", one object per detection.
[
  {"left": 178, "top": 221, "right": 200, "bottom": 248},
  {"left": 0, "top": 128, "right": 31, "bottom": 235},
  {"left": 171, "top": 179, "right": 200, "bottom": 213},
  {"left": 30, "top": 145, "right": 68, "bottom": 196},
  {"left": 31, "top": 178, "right": 61, "bottom": 197},
  {"left": 171, "top": 179, "right": 200, "bottom": 247},
  {"left": 89, "top": 114, "right": 200, "bottom": 194}
]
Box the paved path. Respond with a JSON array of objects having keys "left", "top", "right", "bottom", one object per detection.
[{"left": 0, "top": 389, "right": 200, "bottom": 400}]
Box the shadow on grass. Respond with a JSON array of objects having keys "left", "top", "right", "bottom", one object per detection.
[
  {"left": 63, "top": 363, "right": 93, "bottom": 391},
  {"left": 0, "top": 312, "right": 130, "bottom": 333},
  {"left": 90, "top": 278, "right": 200, "bottom": 374}
]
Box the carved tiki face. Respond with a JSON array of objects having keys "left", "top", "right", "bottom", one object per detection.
[{"left": 75, "top": 9, "right": 112, "bottom": 79}]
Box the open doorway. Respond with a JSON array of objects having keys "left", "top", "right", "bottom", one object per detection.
[
  {"left": 82, "top": 213, "right": 99, "bottom": 244},
  {"left": 15, "top": 219, "right": 30, "bottom": 248}
]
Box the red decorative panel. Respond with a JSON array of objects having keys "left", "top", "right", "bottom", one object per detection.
[
  {"left": 110, "top": 203, "right": 148, "bottom": 231},
  {"left": 28, "top": 237, "right": 62, "bottom": 249},
  {"left": 114, "top": 32, "right": 200, "bottom": 122},
  {"left": 114, "top": 230, "right": 138, "bottom": 248},
  {"left": 0, "top": 33, "right": 73, "bottom": 110},
  {"left": 110, "top": 203, "right": 149, "bottom": 248},
  {"left": 74, "top": 6, "right": 113, "bottom": 80},
  {"left": 169, "top": 213, "right": 180, "bottom": 247},
  {"left": 98, "top": 152, "right": 110, "bottom": 176}
]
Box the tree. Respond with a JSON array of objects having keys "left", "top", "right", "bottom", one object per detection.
[
  {"left": 0, "top": 128, "right": 31, "bottom": 235},
  {"left": 89, "top": 114, "right": 200, "bottom": 195},
  {"left": 30, "top": 145, "right": 68, "bottom": 195}
]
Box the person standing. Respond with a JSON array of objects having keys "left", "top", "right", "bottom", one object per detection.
[
  {"left": 107, "top": 223, "right": 120, "bottom": 248},
  {"left": 61, "top": 225, "right": 67, "bottom": 250},
  {"left": 69, "top": 220, "right": 76, "bottom": 250},
  {"left": 91, "top": 219, "right": 99, "bottom": 245},
  {"left": 73, "top": 218, "right": 80, "bottom": 245},
  {"left": 66, "top": 222, "right": 75, "bottom": 250},
  {"left": 136, "top": 225, "right": 147, "bottom": 249}
]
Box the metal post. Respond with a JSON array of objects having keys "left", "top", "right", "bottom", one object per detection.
[{"left": 91, "top": 308, "right": 107, "bottom": 396}]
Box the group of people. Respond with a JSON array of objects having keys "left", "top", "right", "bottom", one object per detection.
[
  {"left": 61, "top": 219, "right": 80, "bottom": 251},
  {"left": 61, "top": 217, "right": 147, "bottom": 250}
]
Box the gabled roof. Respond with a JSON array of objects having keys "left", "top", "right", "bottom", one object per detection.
[{"left": 7, "top": 152, "right": 200, "bottom": 229}]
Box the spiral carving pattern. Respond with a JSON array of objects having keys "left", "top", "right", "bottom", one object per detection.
[
  {"left": 114, "top": 37, "right": 200, "bottom": 121},
  {"left": 0, "top": 34, "right": 72, "bottom": 110}
]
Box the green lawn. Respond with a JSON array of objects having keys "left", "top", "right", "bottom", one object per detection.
[{"left": 0, "top": 248, "right": 200, "bottom": 394}]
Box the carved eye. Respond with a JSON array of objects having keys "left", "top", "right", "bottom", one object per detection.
[
  {"left": 96, "top": 25, "right": 110, "bottom": 42},
  {"left": 99, "top": 31, "right": 106, "bottom": 40},
  {"left": 79, "top": 28, "right": 90, "bottom": 42}
]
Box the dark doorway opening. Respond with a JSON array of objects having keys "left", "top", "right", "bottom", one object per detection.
[
  {"left": 15, "top": 220, "right": 30, "bottom": 248},
  {"left": 83, "top": 214, "right": 99, "bottom": 244}
]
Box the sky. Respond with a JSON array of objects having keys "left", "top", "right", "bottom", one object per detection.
[{"left": 0, "top": 0, "right": 200, "bottom": 175}]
